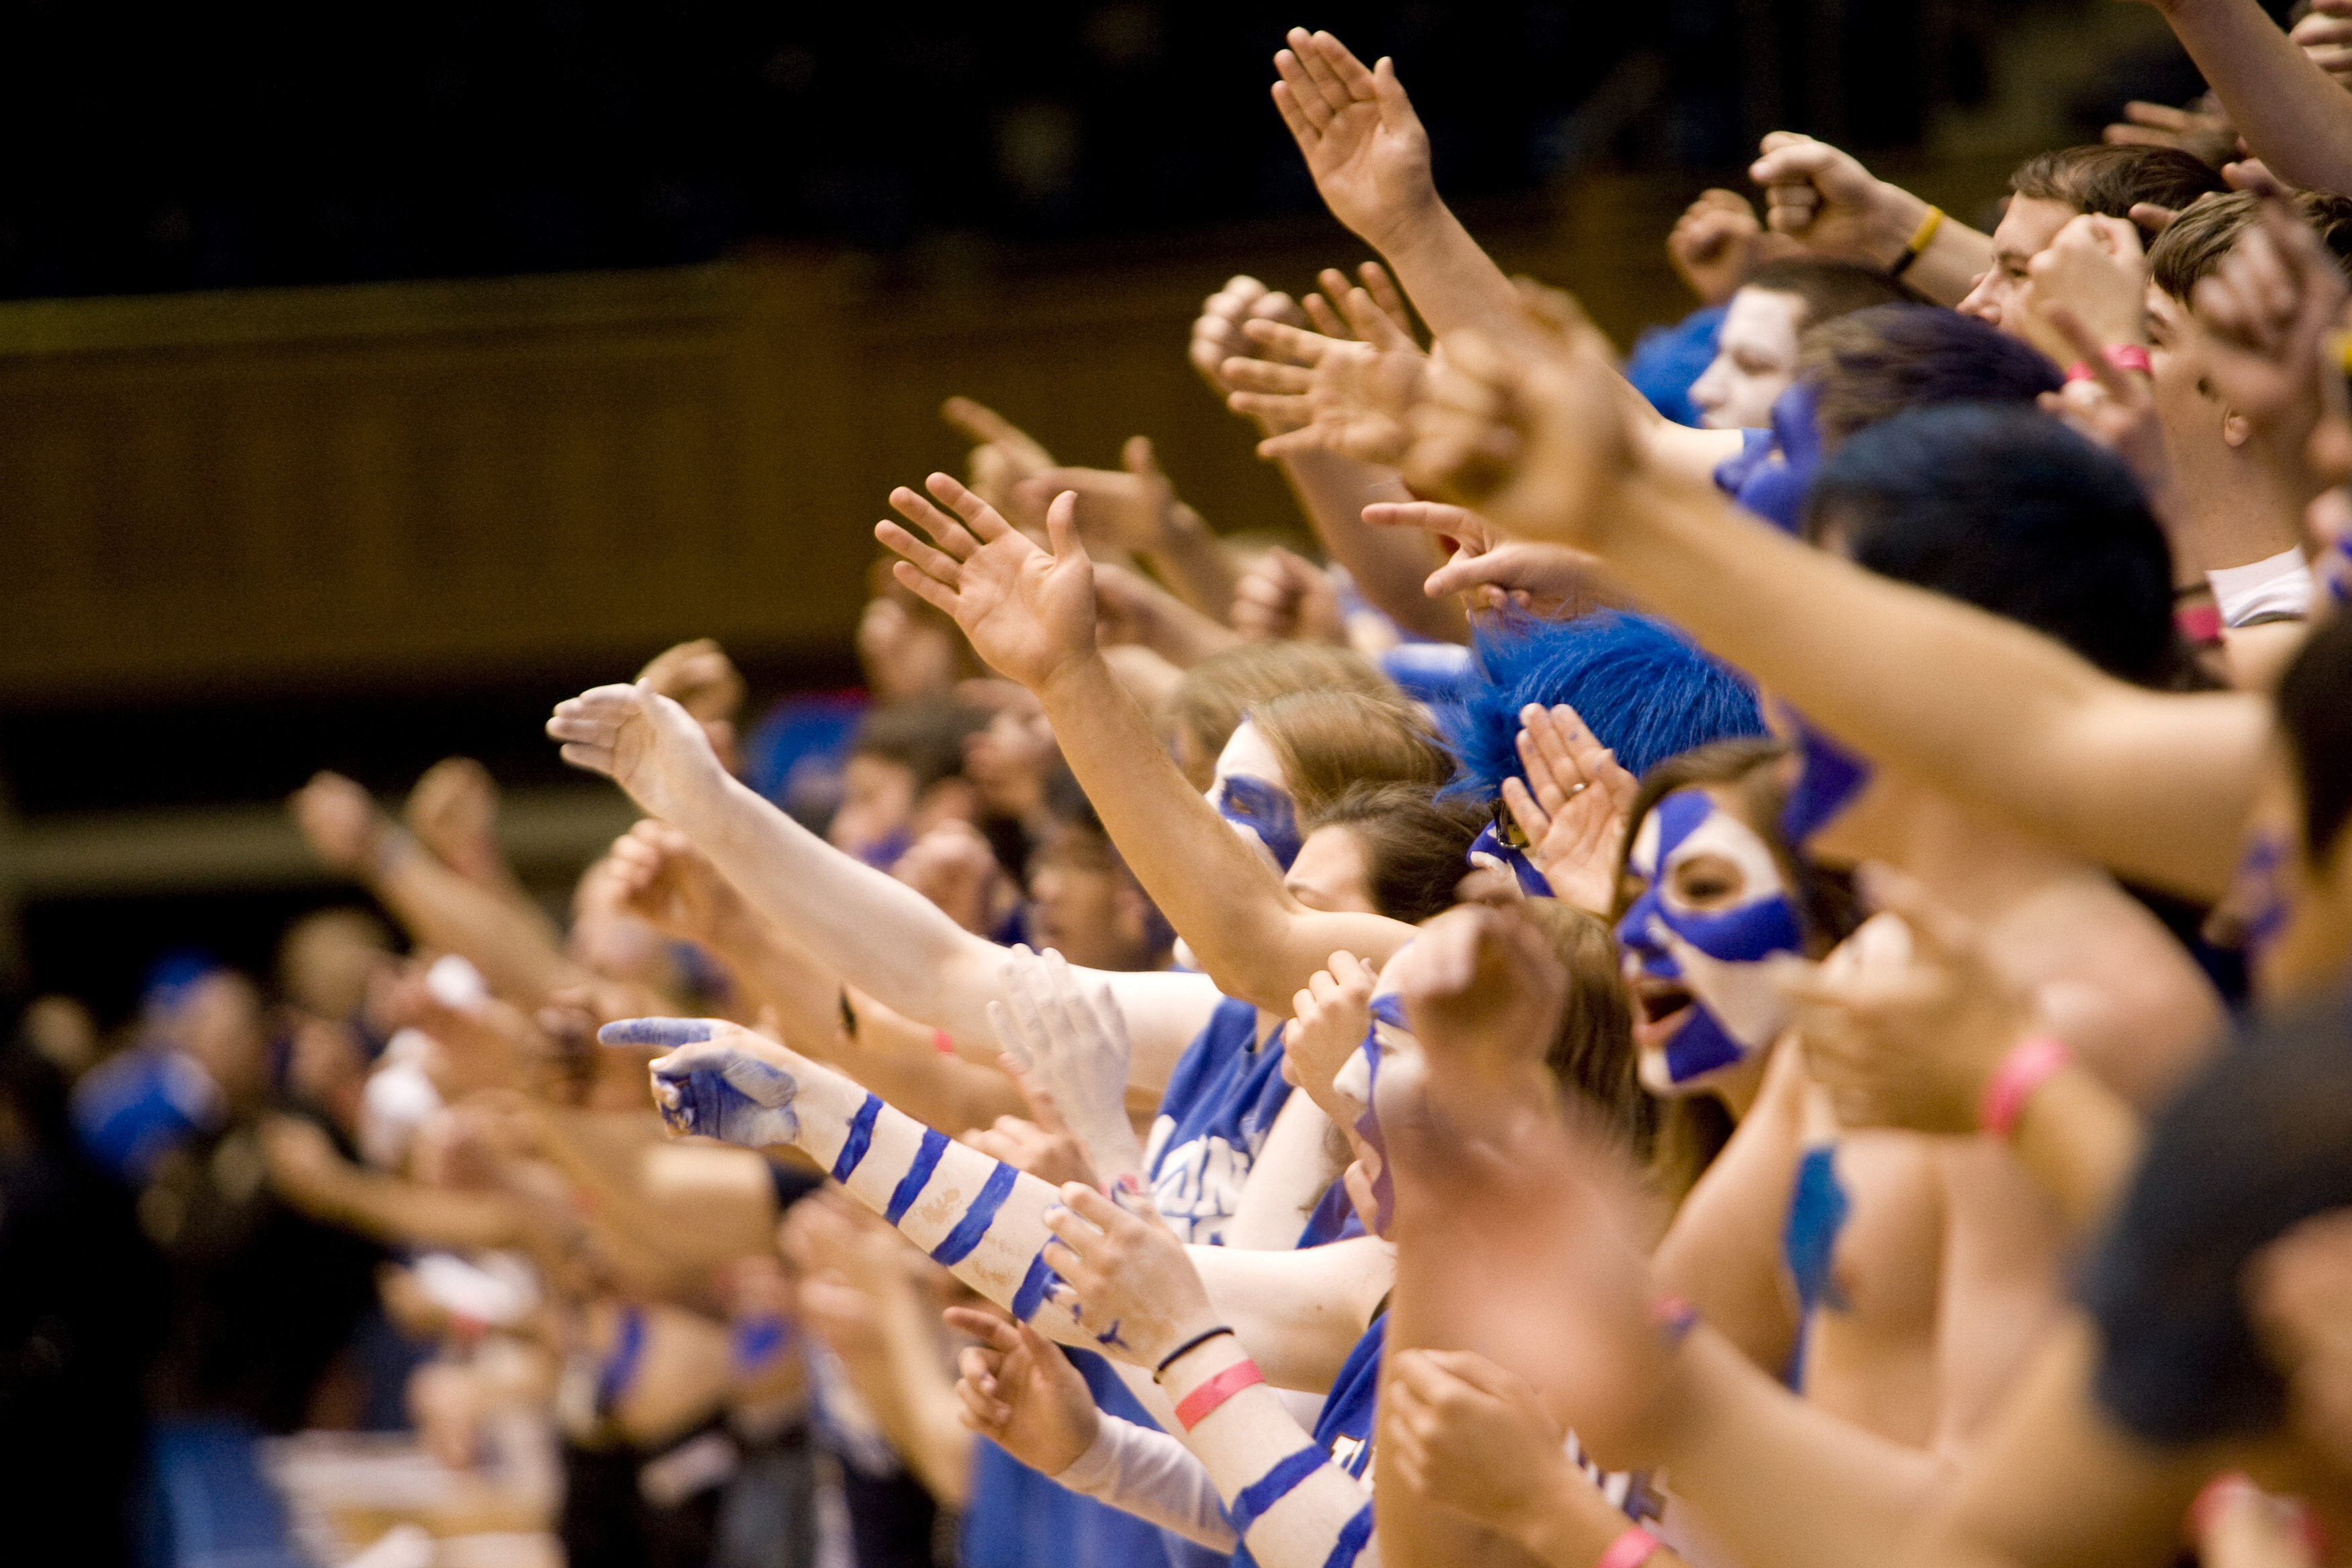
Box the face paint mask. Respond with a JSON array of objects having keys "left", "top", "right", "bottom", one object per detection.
[
  {"left": 1468, "top": 809, "right": 1557, "bottom": 898},
  {"left": 1208, "top": 719, "right": 1304, "bottom": 871},
  {"left": 1616, "top": 789, "right": 1804, "bottom": 1085},
  {"left": 1778, "top": 709, "right": 1872, "bottom": 849},
  {"left": 1328, "top": 970, "right": 1420, "bottom": 1240}
]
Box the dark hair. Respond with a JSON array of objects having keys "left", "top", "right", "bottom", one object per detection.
[
  {"left": 2276, "top": 608, "right": 2352, "bottom": 865},
  {"left": 1804, "top": 403, "right": 2179, "bottom": 686},
  {"left": 2008, "top": 144, "right": 2228, "bottom": 239},
  {"left": 1741, "top": 259, "right": 1914, "bottom": 326},
  {"left": 1799, "top": 305, "right": 2064, "bottom": 450},
  {"left": 2148, "top": 189, "right": 2352, "bottom": 303},
  {"left": 850, "top": 698, "right": 988, "bottom": 793},
  {"left": 1300, "top": 783, "right": 1485, "bottom": 925}
]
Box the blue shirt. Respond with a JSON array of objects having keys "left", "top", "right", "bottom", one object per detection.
[
  {"left": 1231, "top": 1316, "right": 1384, "bottom": 1568},
  {"left": 961, "top": 1350, "right": 1182, "bottom": 1568},
  {"left": 1145, "top": 997, "right": 1293, "bottom": 1245}
]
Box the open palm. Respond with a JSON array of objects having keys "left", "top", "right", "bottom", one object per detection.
[
  {"left": 876, "top": 473, "right": 1099, "bottom": 693},
  {"left": 1272, "top": 29, "right": 1436, "bottom": 250}
]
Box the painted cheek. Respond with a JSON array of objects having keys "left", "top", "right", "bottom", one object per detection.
[
  {"left": 1615, "top": 889, "right": 1679, "bottom": 978},
  {"left": 1659, "top": 894, "right": 1805, "bottom": 967}
]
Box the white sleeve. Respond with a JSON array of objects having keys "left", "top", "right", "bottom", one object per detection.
[
  {"left": 2208, "top": 548, "right": 2314, "bottom": 627},
  {"left": 1054, "top": 1415, "right": 1239, "bottom": 1551}
]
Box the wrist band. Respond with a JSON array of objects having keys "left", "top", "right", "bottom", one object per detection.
[
  {"left": 1173, "top": 1359, "right": 1264, "bottom": 1431},
  {"left": 1595, "top": 1524, "right": 1662, "bottom": 1568},
  {"left": 2065, "top": 344, "right": 2155, "bottom": 383},
  {"left": 1888, "top": 205, "right": 1943, "bottom": 279},
  {"left": 1155, "top": 1324, "right": 1236, "bottom": 1377},
  {"left": 932, "top": 1028, "right": 957, "bottom": 1057},
  {"left": 1980, "top": 1035, "right": 2073, "bottom": 1138},
  {"left": 2176, "top": 602, "right": 2224, "bottom": 644}
]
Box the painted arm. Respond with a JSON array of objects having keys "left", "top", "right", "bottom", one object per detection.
[
  {"left": 873, "top": 476, "right": 1414, "bottom": 1012},
  {"left": 2135, "top": 0, "right": 2352, "bottom": 194},
  {"left": 1404, "top": 329, "right": 2267, "bottom": 900},
  {"left": 547, "top": 682, "right": 1224, "bottom": 1084}
]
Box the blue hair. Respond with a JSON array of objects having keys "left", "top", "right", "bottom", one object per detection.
[{"left": 1440, "top": 612, "right": 1766, "bottom": 800}]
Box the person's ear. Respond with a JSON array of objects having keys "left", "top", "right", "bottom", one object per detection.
[{"left": 2222, "top": 405, "right": 2256, "bottom": 450}]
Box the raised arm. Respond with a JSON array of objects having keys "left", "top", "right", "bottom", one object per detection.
[
  {"left": 1403, "top": 321, "right": 2269, "bottom": 900},
  {"left": 2130, "top": 0, "right": 2352, "bottom": 195},
  {"left": 875, "top": 475, "right": 1415, "bottom": 1011},
  {"left": 548, "top": 682, "right": 1222, "bottom": 1077}
]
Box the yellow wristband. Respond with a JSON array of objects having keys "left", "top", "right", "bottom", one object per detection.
[{"left": 1888, "top": 205, "right": 1943, "bottom": 279}]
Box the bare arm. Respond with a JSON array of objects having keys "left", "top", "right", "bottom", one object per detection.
[
  {"left": 2137, "top": 0, "right": 2352, "bottom": 194},
  {"left": 1276, "top": 448, "right": 1470, "bottom": 642}
]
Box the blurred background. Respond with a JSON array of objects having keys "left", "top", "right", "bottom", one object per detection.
[{"left": 0, "top": 0, "right": 2255, "bottom": 1022}]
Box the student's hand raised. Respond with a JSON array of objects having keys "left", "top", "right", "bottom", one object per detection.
[
  {"left": 2022, "top": 213, "right": 2150, "bottom": 366},
  {"left": 1502, "top": 703, "right": 1638, "bottom": 916},
  {"left": 605, "top": 819, "right": 744, "bottom": 948},
  {"left": 1668, "top": 189, "right": 1785, "bottom": 307},
  {"left": 1747, "top": 132, "right": 1921, "bottom": 271},
  {"left": 1040, "top": 1179, "right": 1218, "bottom": 1367},
  {"left": 1286, "top": 952, "right": 1380, "bottom": 1120},
  {"left": 1389, "top": 903, "right": 1565, "bottom": 1104},
  {"left": 1382, "top": 1348, "right": 1577, "bottom": 1540},
  {"left": 1190, "top": 276, "right": 1311, "bottom": 422},
  {"left": 599, "top": 1016, "right": 809, "bottom": 1148},
  {"left": 2103, "top": 98, "right": 2239, "bottom": 165},
  {"left": 1226, "top": 313, "right": 1427, "bottom": 464},
  {"left": 877, "top": 475, "right": 1099, "bottom": 695},
  {"left": 548, "top": 681, "right": 734, "bottom": 829},
  {"left": 2194, "top": 201, "right": 2350, "bottom": 437},
  {"left": 944, "top": 1307, "right": 1101, "bottom": 1476},
  {"left": 1011, "top": 436, "right": 1191, "bottom": 559},
  {"left": 987, "top": 944, "right": 1147, "bottom": 1184},
  {"left": 1781, "top": 867, "right": 2039, "bottom": 1136},
  {"left": 1229, "top": 545, "right": 1348, "bottom": 644},
  {"left": 1271, "top": 28, "right": 1438, "bottom": 252}
]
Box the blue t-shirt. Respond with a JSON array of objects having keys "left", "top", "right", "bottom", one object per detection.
[
  {"left": 1145, "top": 997, "right": 1294, "bottom": 1245},
  {"left": 961, "top": 1349, "right": 1181, "bottom": 1568}
]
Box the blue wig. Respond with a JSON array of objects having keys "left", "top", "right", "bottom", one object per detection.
[{"left": 1441, "top": 611, "right": 1765, "bottom": 801}]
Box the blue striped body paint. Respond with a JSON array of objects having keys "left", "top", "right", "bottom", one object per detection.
[
  {"left": 1010, "top": 1247, "right": 1060, "bottom": 1323},
  {"left": 885, "top": 1128, "right": 949, "bottom": 1224},
  {"left": 1230, "top": 1447, "right": 1326, "bottom": 1539},
  {"left": 831, "top": 1093, "right": 882, "bottom": 1183},
  {"left": 929, "top": 1161, "right": 1018, "bottom": 1265},
  {"left": 1322, "top": 1504, "right": 1374, "bottom": 1568}
]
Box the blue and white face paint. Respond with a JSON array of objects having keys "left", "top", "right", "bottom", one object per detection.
[
  {"left": 1777, "top": 710, "right": 1872, "bottom": 851},
  {"left": 1326, "top": 960, "right": 1421, "bottom": 1240},
  {"left": 1208, "top": 718, "right": 1303, "bottom": 872},
  {"left": 1468, "top": 813, "right": 1557, "bottom": 898},
  {"left": 1616, "top": 788, "right": 1805, "bottom": 1091}
]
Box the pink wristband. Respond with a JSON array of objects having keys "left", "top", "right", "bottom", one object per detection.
[
  {"left": 932, "top": 1029, "right": 957, "bottom": 1057},
  {"left": 2064, "top": 344, "right": 2153, "bottom": 383},
  {"left": 2175, "top": 602, "right": 2223, "bottom": 644},
  {"left": 1174, "top": 1359, "right": 1265, "bottom": 1431},
  {"left": 1980, "top": 1036, "right": 2073, "bottom": 1138},
  {"left": 1594, "top": 1524, "right": 1661, "bottom": 1568}
]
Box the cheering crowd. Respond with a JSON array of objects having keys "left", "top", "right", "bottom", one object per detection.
[{"left": 17, "top": 2, "right": 2352, "bottom": 1565}]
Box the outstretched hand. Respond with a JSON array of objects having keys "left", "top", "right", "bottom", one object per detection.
[
  {"left": 1230, "top": 544, "right": 1348, "bottom": 644},
  {"left": 1501, "top": 703, "right": 1638, "bottom": 916},
  {"left": 1191, "top": 277, "right": 1312, "bottom": 426},
  {"left": 599, "top": 1016, "right": 807, "bottom": 1148},
  {"left": 1039, "top": 1179, "right": 1218, "bottom": 1366},
  {"left": 1226, "top": 311, "right": 1428, "bottom": 464},
  {"left": 1011, "top": 436, "right": 1190, "bottom": 559},
  {"left": 986, "top": 944, "right": 1147, "bottom": 1183},
  {"left": 875, "top": 473, "right": 1100, "bottom": 693},
  {"left": 1781, "top": 866, "right": 2038, "bottom": 1135},
  {"left": 946, "top": 1306, "right": 1101, "bottom": 1476},
  {"left": 1271, "top": 28, "right": 1438, "bottom": 252},
  {"left": 548, "top": 681, "right": 733, "bottom": 829},
  {"left": 2102, "top": 97, "right": 2239, "bottom": 166}
]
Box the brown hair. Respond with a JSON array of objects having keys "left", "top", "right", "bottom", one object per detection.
[
  {"left": 1519, "top": 898, "right": 1649, "bottom": 1160},
  {"left": 851, "top": 697, "right": 989, "bottom": 793},
  {"left": 2148, "top": 190, "right": 2352, "bottom": 303},
  {"left": 2008, "top": 145, "right": 2226, "bottom": 239},
  {"left": 1741, "top": 258, "right": 1914, "bottom": 326},
  {"left": 1302, "top": 782, "right": 1485, "bottom": 925},
  {"left": 1167, "top": 642, "right": 1400, "bottom": 779},
  {"left": 1251, "top": 688, "right": 1455, "bottom": 818}
]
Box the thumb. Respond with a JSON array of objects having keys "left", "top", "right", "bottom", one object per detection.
[
  {"left": 1370, "top": 55, "right": 1417, "bottom": 124},
  {"left": 1121, "top": 434, "right": 1163, "bottom": 485},
  {"left": 1044, "top": 490, "right": 1093, "bottom": 569}
]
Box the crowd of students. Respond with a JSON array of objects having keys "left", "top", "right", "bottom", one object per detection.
[{"left": 15, "top": 2, "right": 2352, "bottom": 1565}]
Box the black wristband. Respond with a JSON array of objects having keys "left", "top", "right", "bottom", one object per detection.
[{"left": 1154, "top": 1325, "right": 1236, "bottom": 1378}]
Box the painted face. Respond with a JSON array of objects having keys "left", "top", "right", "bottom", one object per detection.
[
  {"left": 1778, "top": 710, "right": 1873, "bottom": 851},
  {"left": 1207, "top": 719, "right": 1303, "bottom": 871},
  {"left": 1691, "top": 287, "right": 1808, "bottom": 431},
  {"left": 1616, "top": 788, "right": 1805, "bottom": 1090},
  {"left": 1328, "top": 969, "right": 1420, "bottom": 1239},
  {"left": 1467, "top": 807, "right": 1557, "bottom": 898}
]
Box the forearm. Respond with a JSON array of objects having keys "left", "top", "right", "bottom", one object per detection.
[
  {"left": 1034, "top": 652, "right": 1407, "bottom": 1010},
  {"left": 2009, "top": 1067, "right": 2143, "bottom": 1234},
  {"left": 1376, "top": 199, "right": 1545, "bottom": 348},
  {"left": 2155, "top": 0, "right": 2352, "bottom": 192},
  {"left": 1057, "top": 1416, "right": 1240, "bottom": 1549},
  {"left": 672, "top": 771, "right": 1008, "bottom": 1042},
  {"left": 1142, "top": 505, "right": 1248, "bottom": 622},
  {"left": 1189, "top": 1236, "right": 1395, "bottom": 1395},
  {"left": 277, "top": 1161, "right": 526, "bottom": 1251},
  {"left": 1592, "top": 471, "right": 2261, "bottom": 898},
  {"left": 369, "top": 834, "right": 582, "bottom": 1008},
  {"left": 1158, "top": 1337, "right": 1376, "bottom": 1568},
  {"left": 865, "top": 1271, "right": 976, "bottom": 1508},
  {"left": 1514, "top": 1464, "right": 1694, "bottom": 1568},
  {"left": 1275, "top": 452, "right": 1469, "bottom": 642}
]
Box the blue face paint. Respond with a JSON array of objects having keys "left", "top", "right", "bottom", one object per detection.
[
  {"left": 2228, "top": 829, "right": 2293, "bottom": 965},
  {"left": 1218, "top": 774, "right": 1303, "bottom": 871},
  {"left": 1777, "top": 710, "right": 1872, "bottom": 848},
  {"left": 1349, "top": 992, "right": 1413, "bottom": 1238},
  {"left": 1468, "top": 819, "right": 1558, "bottom": 898},
  {"left": 1616, "top": 789, "right": 1804, "bottom": 1087},
  {"left": 1780, "top": 1143, "right": 1851, "bottom": 1389}
]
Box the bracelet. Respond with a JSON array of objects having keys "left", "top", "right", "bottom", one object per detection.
[
  {"left": 2065, "top": 344, "right": 2155, "bottom": 383},
  {"left": 1154, "top": 1324, "right": 1236, "bottom": 1377},
  {"left": 1595, "top": 1524, "right": 1662, "bottom": 1568},
  {"left": 1173, "top": 1359, "right": 1265, "bottom": 1431},
  {"left": 932, "top": 1028, "right": 957, "bottom": 1057},
  {"left": 1979, "top": 1035, "right": 2073, "bottom": 1138},
  {"left": 1888, "top": 205, "right": 1943, "bottom": 279}
]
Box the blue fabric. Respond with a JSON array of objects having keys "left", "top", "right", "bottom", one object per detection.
[
  {"left": 72, "top": 1050, "right": 216, "bottom": 1187},
  {"left": 742, "top": 691, "right": 865, "bottom": 816},
  {"left": 1625, "top": 305, "right": 1727, "bottom": 428},
  {"left": 1377, "top": 641, "right": 1479, "bottom": 704},
  {"left": 1232, "top": 1317, "right": 1385, "bottom": 1568},
  {"left": 961, "top": 1349, "right": 1178, "bottom": 1568},
  {"left": 1146, "top": 999, "right": 1293, "bottom": 1245},
  {"left": 142, "top": 1416, "right": 303, "bottom": 1568},
  {"left": 1295, "top": 1179, "right": 1367, "bottom": 1249}
]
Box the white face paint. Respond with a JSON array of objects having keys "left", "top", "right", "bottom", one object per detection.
[
  {"left": 1690, "top": 287, "right": 1806, "bottom": 431},
  {"left": 1206, "top": 719, "right": 1304, "bottom": 871}
]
